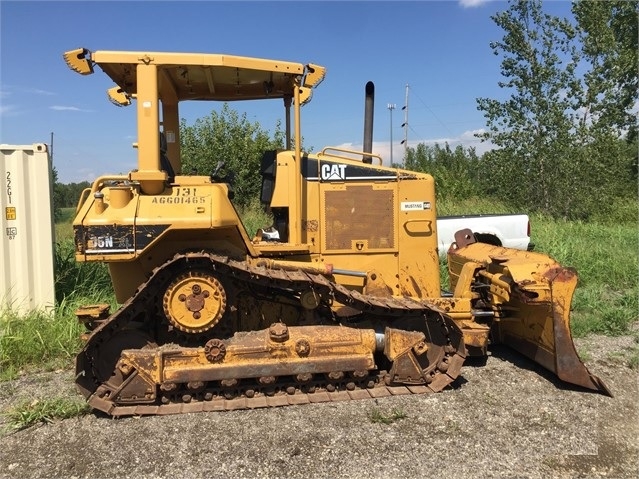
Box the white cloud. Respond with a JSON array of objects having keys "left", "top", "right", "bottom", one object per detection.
[
  {"left": 1, "top": 86, "right": 55, "bottom": 97},
  {"left": 0, "top": 104, "right": 17, "bottom": 116},
  {"left": 414, "top": 131, "right": 494, "bottom": 154},
  {"left": 50, "top": 105, "right": 91, "bottom": 112},
  {"left": 459, "top": 0, "right": 494, "bottom": 8},
  {"left": 30, "top": 88, "right": 55, "bottom": 96}
]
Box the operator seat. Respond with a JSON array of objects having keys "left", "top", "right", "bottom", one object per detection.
[{"left": 259, "top": 150, "right": 289, "bottom": 242}]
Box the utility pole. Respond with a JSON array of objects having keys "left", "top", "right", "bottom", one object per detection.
[
  {"left": 387, "top": 103, "right": 396, "bottom": 165},
  {"left": 401, "top": 84, "right": 409, "bottom": 164}
]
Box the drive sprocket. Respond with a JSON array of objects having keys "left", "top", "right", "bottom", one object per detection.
[{"left": 163, "top": 270, "right": 227, "bottom": 334}]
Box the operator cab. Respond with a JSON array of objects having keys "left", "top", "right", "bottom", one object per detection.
[{"left": 64, "top": 48, "right": 325, "bottom": 244}]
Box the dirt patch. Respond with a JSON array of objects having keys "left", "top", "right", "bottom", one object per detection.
[{"left": 0, "top": 334, "right": 637, "bottom": 479}]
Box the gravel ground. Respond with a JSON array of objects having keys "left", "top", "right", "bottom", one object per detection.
[{"left": 0, "top": 333, "right": 637, "bottom": 479}]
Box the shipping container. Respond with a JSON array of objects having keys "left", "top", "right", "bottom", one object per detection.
[{"left": 0, "top": 144, "right": 55, "bottom": 314}]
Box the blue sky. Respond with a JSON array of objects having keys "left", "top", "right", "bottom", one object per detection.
[{"left": 0, "top": 0, "right": 574, "bottom": 183}]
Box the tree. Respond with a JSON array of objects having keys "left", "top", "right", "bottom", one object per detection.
[
  {"left": 572, "top": 0, "right": 638, "bottom": 142},
  {"left": 403, "top": 143, "right": 481, "bottom": 200},
  {"left": 570, "top": 0, "right": 638, "bottom": 213},
  {"left": 51, "top": 166, "right": 63, "bottom": 222},
  {"left": 52, "top": 177, "right": 91, "bottom": 211},
  {"left": 180, "top": 104, "right": 285, "bottom": 207},
  {"left": 476, "top": 0, "right": 581, "bottom": 217}
]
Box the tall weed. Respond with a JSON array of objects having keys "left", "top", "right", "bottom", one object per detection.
[
  {"left": 53, "top": 240, "right": 113, "bottom": 304},
  {"left": 0, "top": 305, "right": 81, "bottom": 379},
  {"left": 237, "top": 198, "right": 272, "bottom": 238}
]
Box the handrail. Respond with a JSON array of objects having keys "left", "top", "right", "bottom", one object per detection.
[
  {"left": 319, "top": 146, "right": 383, "bottom": 165},
  {"left": 89, "top": 175, "right": 130, "bottom": 195},
  {"left": 75, "top": 188, "right": 91, "bottom": 214},
  {"left": 76, "top": 175, "right": 130, "bottom": 213}
]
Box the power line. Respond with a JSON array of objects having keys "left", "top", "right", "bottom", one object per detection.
[
  {"left": 407, "top": 85, "right": 455, "bottom": 138},
  {"left": 401, "top": 84, "right": 409, "bottom": 152}
]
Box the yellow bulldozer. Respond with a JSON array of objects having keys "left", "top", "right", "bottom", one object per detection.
[{"left": 64, "top": 48, "right": 609, "bottom": 416}]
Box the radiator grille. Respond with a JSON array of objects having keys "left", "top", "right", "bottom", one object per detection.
[{"left": 324, "top": 186, "right": 395, "bottom": 251}]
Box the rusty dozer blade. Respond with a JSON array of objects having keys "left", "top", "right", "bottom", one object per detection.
[{"left": 448, "top": 233, "right": 611, "bottom": 396}]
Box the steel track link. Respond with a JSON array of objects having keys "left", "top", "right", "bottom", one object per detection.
[
  {"left": 78, "top": 251, "right": 466, "bottom": 416},
  {"left": 91, "top": 374, "right": 441, "bottom": 417}
]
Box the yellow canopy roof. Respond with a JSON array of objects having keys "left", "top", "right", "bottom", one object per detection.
[{"left": 64, "top": 48, "right": 325, "bottom": 102}]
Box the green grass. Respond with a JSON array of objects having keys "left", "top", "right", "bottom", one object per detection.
[
  {"left": 530, "top": 214, "right": 638, "bottom": 337},
  {"left": 368, "top": 406, "right": 407, "bottom": 424},
  {"left": 53, "top": 239, "right": 113, "bottom": 304},
  {"left": 437, "top": 196, "right": 517, "bottom": 216},
  {"left": 54, "top": 207, "right": 75, "bottom": 242},
  {"left": 3, "top": 397, "right": 90, "bottom": 432},
  {"left": 237, "top": 199, "right": 272, "bottom": 238},
  {"left": 0, "top": 292, "right": 117, "bottom": 380}
]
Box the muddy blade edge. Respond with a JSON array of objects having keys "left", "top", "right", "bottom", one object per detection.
[{"left": 496, "top": 264, "right": 612, "bottom": 396}]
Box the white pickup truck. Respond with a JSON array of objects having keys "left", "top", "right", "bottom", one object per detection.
[{"left": 437, "top": 213, "right": 533, "bottom": 257}]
